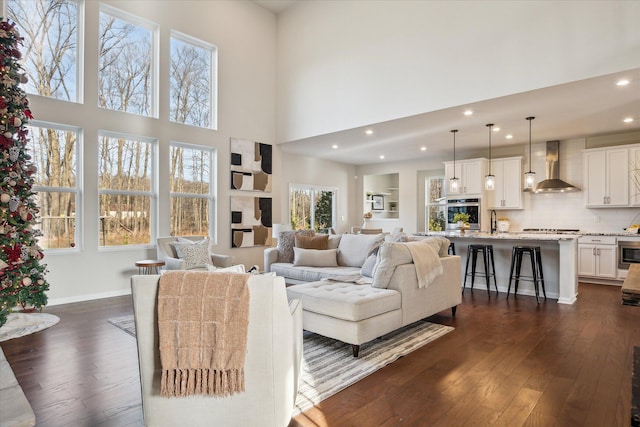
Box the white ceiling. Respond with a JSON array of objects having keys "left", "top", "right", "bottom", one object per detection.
[
  {"left": 278, "top": 68, "right": 640, "bottom": 165},
  {"left": 252, "top": 0, "right": 297, "bottom": 14}
]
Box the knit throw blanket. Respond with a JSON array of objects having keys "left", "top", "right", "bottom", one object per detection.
[
  {"left": 404, "top": 240, "right": 443, "bottom": 288},
  {"left": 157, "top": 270, "right": 250, "bottom": 397}
]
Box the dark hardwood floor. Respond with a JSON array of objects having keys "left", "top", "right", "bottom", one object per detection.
[{"left": 2, "top": 282, "right": 637, "bottom": 426}]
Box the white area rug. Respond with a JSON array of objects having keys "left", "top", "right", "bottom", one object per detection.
[
  {"left": 108, "top": 315, "right": 453, "bottom": 415},
  {"left": 0, "top": 313, "right": 60, "bottom": 342}
]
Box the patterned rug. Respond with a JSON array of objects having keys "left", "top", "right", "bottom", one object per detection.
[{"left": 107, "top": 315, "right": 453, "bottom": 415}]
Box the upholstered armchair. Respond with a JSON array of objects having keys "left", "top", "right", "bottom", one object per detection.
[
  {"left": 156, "top": 236, "right": 233, "bottom": 270},
  {"left": 131, "top": 274, "right": 303, "bottom": 427}
]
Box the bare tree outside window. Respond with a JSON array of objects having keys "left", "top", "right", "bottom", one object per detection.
[
  {"left": 98, "top": 133, "right": 155, "bottom": 246},
  {"left": 27, "top": 123, "right": 79, "bottom": 249},
  {"left": 170, "top": 143, "right": 214, "bottom": 237},
  {"left": 170, "top": 33, "right": 215, "bottom": 128},
  {"left": 8, "top": 0, "right": 79, "bottom": 102},
  {"left": 98, "top": 6, "right": 154, "bottom": 116}
]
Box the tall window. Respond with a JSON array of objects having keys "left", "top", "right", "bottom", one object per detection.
[
  {"left": 289, "top": 185, "right": 336, "bottom": 233},
  {"left": 426, "top": 176, "right": 447, "bottom": 231},
  {"left": 98, "top": 132, "right": 156, "bottom": 247},
  {"left": 28, "top": 122, "right": 80, "bottom": 250},
  {"left": 169, "top": 142, "right": 215, "bottom": 237},
  {"left": 8, "top": 0, "right": 80, "bottom": 102},
  {"left": 170, "top": 32, "right": 216, "bottom": 129},
  {"left": 98, "top": 5, "right": 156, "bottom": 117}
]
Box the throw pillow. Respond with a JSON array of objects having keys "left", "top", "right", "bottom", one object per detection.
[
  {"left": 327, "top": 234, "right": 342, "bottom": 249},
  {"left": 295, "top": 234, "right": 329, "bottom": 250},
  {"left": 292, "top": 248, "right": 338, "bottom": 267},
  {"left": 206, "top": 264, "right": 246, "bottom": 273},
  {"left": 360, "top": 254, "right": 378, "bottom": 278},
  {"left": 173, "top": 237, "right": 212, "bottom": 269},
  {"left": 277, "top": 230, "right": 315, "bottom": 263},
  {"left": 337, "top": 233, "right": 385, "bottom": 267}
]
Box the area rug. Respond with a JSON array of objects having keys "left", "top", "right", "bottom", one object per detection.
[
  {"left": 0, "top": 313, "right": 60, "bottom": 342},
  {"left": 107, "top": 315, "right": 453, "bottom": 414}
]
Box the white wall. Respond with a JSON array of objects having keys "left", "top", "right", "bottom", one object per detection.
[
  {"left": 277, "top": 0, "right": 640, "bottom": 142},
  {"left": 8, "top": 0, "right": 279, "bottom": 304}
]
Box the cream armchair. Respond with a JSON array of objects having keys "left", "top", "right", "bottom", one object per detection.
[
  {"left": 131, "top": 274, "right": 303, "bottom": 427},
  {"left": 156, "top": 236, "right": 233, "bottom": 270}
]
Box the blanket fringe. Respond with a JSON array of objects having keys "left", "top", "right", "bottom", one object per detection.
[{"left": 161, "top": 368, "right": 245, "bottom": 397}]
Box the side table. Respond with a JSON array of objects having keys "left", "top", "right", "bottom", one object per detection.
[{"left": 135, "top": 260, "right": 165, "bottom": 275}]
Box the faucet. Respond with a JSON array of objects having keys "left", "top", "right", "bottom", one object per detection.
[{"left": 490, "top": 210, "right": 497, "bottom": 234}]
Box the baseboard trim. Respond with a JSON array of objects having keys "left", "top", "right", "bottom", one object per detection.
[{"left": 48, "top": 289, "right": 131, "bottom": 307}]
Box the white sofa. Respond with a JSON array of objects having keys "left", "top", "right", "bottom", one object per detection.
[
  {"left": 131, "top": 273, "right": 302, "bottom": 427},
  {"left": 266, "top": 233, "right": 462, "bottom": 357},
  {"left": 157, "top": 236, "right": 234, "bottom": 270}
]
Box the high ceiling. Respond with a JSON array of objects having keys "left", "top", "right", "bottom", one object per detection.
[{"left": 278, "top": 68, "right": 640, "bottom": 165}]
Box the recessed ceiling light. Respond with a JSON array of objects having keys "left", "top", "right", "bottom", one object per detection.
[
  {"left": 617, "top": 79, "right": 630, "bottom": 86},
  {"left": 493, "top": 127, "right": 500, "bottom": 132},
  {"left": 379, "top": 155, "right": 385, "bottom": 159},
  {"left": 463, "top": 110, "right": 473, "bottom": 116},
  {"left": 332, "top": 144, "right": 338, "bottom": 149},
  {"left": 420, "top": 146, "right": 427, "bottom": 151},
  {"left": 624, "top": 117, "right": 634, "bottom": 123},
  {"left": 505, "top": 134, "right": 513, "bottom": 139},
  {"left": 365, "top": 129, "right": 374, "bottom": 135}
]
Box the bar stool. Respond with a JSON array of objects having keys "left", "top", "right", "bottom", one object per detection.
[
  {"left": 448, "top": 242, "right": 456, "bottom": 255},
  {"left": 507, "top": 246, "right": 546, "bottom": 303},
  {"left": 463, "top": 244, "right": 498, "bottom": 296}
]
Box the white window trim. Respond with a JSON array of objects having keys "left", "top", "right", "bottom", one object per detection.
[
  {"left": 97, "top": 130, "right": 158, "bottom": 250},
  {"left": 288, "top": 183, "right": 338, "bottom": 231}
]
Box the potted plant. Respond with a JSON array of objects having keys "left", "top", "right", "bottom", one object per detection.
[{"left": 453, "top": 212, "right": 470, "bottom": 227}]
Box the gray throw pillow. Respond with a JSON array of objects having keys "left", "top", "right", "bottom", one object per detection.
[
  {"left": 360, "top": 254, "right": 378, "bottom": 278},
  {"left": 337, "top": 233, "right": 385, "bottom": 267},
  {"left": 173, "top": 237, "right": 212, "bottom": 269}
]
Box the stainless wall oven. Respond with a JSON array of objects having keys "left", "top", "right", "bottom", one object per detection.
[
  {"left": 446, "top": 197, "right": 481, "bottom": 230},
  {"left": 618, "top": 240, "right": 640, "bottom": 269}
]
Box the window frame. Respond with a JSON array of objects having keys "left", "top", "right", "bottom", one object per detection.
[
  {"left": 97, "top": 130, "right": 158, "bottom": 250},
  {"left": 169, "top": 141, "right": 217, "bottom": 241},
  {"left": 98, "top": 3, "right": 159, "bottom": 118},
  {"left": 169, "top": 30, "right": 218, "bottom": 130},
  {"left": 28, "top": 120, "right": 83, "bottom": 253},
  {"left": 425, "top": 175, "right": 447, "bottom": 232},
  {"left": 288, "top": 184, "right": 337, "bottom": 232}
]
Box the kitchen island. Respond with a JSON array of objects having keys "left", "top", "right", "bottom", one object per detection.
[{"left": 415, "top": 232, "right": 579, "bottom": 304}]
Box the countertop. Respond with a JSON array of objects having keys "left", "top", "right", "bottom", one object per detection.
[{"left": 415, "top": 231, "right": 640, "bottom": 240}]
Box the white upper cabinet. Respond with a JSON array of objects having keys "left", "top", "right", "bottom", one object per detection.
[
  {"left": 487, "top": 157, "right": 522, "bottom": 209},
  {"left": 584, "top": 147, "right": 629, "bottom": 207},
  {"left": 444, "top": 159, "right": 487, "bottom": 196}
]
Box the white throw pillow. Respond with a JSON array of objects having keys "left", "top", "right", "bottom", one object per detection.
[
  {"left": 173, "top": 237, "right": 212, "bottom": 269},
  {"left": 206, "top": 264, "right": 246, "bottom": 273},
  {"left": 337, "top": 233, "right": 385, "bottom": 267},
  {"left": 293, "top": 248, "right": 338, "bottom": 267}
]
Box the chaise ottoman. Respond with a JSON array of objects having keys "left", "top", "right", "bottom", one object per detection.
[{"left": 286, "top": 279, "right": 402, "bottom": 357}]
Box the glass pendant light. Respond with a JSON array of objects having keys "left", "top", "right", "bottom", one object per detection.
[
  {"left": 485, "top": 123, "right": 495, "bottom": 191},
  {"left": 449, "top": 130, "right": 460, "bottom": 194},
  {"left": 524, "top": 116, "right": 536, "bottom": 190}
]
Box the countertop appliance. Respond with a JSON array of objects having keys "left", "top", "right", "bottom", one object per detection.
[
  {"left": 618, "top": 240, "right": 640, "bottom": 270},
  {"left": 446, "top": 197, "right": 480, "bottom": 230}
]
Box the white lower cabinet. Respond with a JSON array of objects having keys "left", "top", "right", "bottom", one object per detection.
[{"left": 578, "top": 236, "right": 617, "bottom": 279}]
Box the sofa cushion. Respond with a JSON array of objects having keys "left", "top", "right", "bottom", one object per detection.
[
  {"left": 293, "top": 248, "right": 338, "bottom": 267},
  {"left": 295, "top": 234, "right": 329, "bottom": 250},
  {"left": 327, "top": 234, "right": 342, "bottom": 249},
  {"left": 277, "top": 230, "right": 315, "bottom": 263},
  {"left": 173, "top": 237, "right": 212, "bottom": 269},
  {"left": 337, "top": 233, "right": 385, "bottom": 267},
  {"left": 286, "top": 281, "right": 401, "bottom": 322},
  {"left": 372, "top": 242, "right": 413, "bottom": 289},
  {"left": 270, "top": 263, "right": 361, "bottom": 283}
]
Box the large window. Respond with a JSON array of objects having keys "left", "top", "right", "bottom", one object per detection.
[
  {"left": 170, "top": 32, "right": 216, "bottom": 129},
  {"left": 28, "top": 122, "right": 80, "bottom": 250},
  {"left": 8, "top": 0, "right": 80, "bottom": 102},
  {"left": 169, "top": 142, "right": 215, "bottom": 237},
  {"left": 99, "top": 5, "right": 156, "bottom": 117},
  {"left": 426, "top": 176, "right": 447, "bottom": 231},
  {"left": 98, "top": 132, "right": 156, "bottom": 247},
  {"left": 289, "top": 185, "right": 336, "bottom": 233}
]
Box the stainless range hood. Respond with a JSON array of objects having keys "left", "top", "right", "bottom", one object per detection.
[{"left": 527, "top": 140, "right": 580, "bottom": 193}]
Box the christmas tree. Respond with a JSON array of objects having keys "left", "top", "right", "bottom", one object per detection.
[{"left": 0, "top": 19, "right": 49, "bottom": 327}]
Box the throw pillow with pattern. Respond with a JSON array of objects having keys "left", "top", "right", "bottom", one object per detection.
[{"left": 173, "top": 237, "right": 212, "bottom": 269}]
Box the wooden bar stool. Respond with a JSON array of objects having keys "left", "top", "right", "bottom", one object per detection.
[
  {"left": 507, "top": 246, "right": 546, "bottom": 303},
  {"left": 463, "top": 244, "right": 498, "bottom": 296}
]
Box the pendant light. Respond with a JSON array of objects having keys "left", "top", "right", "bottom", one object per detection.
[
  {"left": 524, "top": 116, "right": 536, "bottom": 190},
  {"left": 485, "top": 123, "right": 495, "bottom": 191},
  {"left": 449, "top": 129, "right": 460, "bottom": 194}
]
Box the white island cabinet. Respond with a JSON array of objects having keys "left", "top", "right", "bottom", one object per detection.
[{"left": 577, "top": 235, "right": 617, "bottom": 280}]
